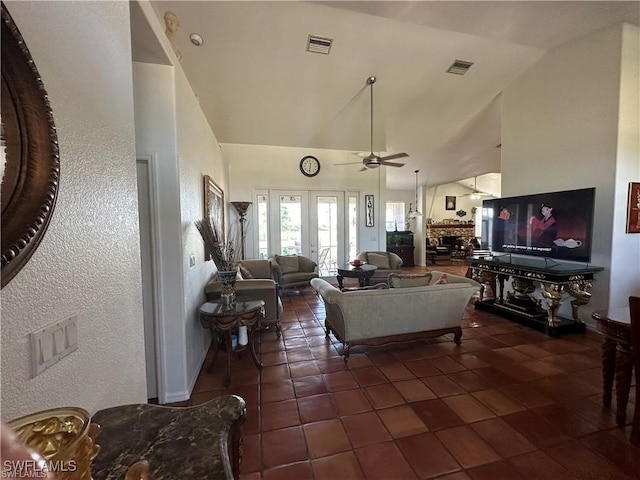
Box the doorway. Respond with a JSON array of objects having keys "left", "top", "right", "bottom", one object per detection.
[
  {"left": 262, "top": 190, "right": 353, "bottom": 270},
  {"left": 136, "top": 158, "right": 159, "bottom": 400}
]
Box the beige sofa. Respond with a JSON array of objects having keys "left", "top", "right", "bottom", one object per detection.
[
  {"left": 356, "top": 251, "right": 403, "bottom": 284},
  {"left": 204, "top": 259, "right": 283, "bottom": 337},
  {"left": 311, "top": 271, "right": 480, "bottom": 360}
]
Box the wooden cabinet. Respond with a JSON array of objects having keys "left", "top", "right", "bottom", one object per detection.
[{"left": 387, "top": 245, "right": 415, "bottom": 267}]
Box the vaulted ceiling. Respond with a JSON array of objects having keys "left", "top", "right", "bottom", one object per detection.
[{"left": 139, "top": 1, "right": 639, "bottom": 195}]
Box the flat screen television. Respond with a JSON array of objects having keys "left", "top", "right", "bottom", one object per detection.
[{"left": 481, "top": 187, "right": 596, "bottom": 263}]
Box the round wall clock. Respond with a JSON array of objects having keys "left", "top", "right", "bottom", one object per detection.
[{"left": 299, "top": 156, "right": 320, "bottom": 177}]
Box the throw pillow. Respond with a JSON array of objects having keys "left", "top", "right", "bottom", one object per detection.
[
  {"left": 388, "top": 272, "right": 432, "bottom": 288},
  {"left": 239, "top": 265, "right": 254, "bottom": 279},
  {"left": 366, "top": 252, "right": 391, "bottom": 270},
  {"left": 433, "top": 274, "right": 450, "bottom": 285},
  {"left": 276, "top": 254, "right": 299, "bottom": 274},
  {"left": 236, "top": 267, "right": 243, "bottom": 280}
]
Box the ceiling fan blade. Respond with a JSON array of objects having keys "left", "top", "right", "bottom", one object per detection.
[
  {"left": 380, "top": 152, "right": 409, "bottom": 161},
  {"left": 335, "top": 161, "right": 365, "bottom": 166},
  {"left": 359, "top": 166, "right": 368, "bottom": 172},
  {"left": 380, "top": 161, "right": 405, "bottom": 168}
]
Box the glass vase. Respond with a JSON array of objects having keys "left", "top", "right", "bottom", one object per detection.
[
  {"left": 218, "top": 270, "right": 237, "bottom": 309},
  {"left": 7, "top": 407, "right": 100, "bottom": 480}
]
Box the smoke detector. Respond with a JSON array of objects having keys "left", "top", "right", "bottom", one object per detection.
[{"left": 190, "top": 33, "right": 203, "bottom": 46}]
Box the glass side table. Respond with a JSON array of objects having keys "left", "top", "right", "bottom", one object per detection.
[{"left": 199, "top": 300, "right": 264, "bottom": 386}]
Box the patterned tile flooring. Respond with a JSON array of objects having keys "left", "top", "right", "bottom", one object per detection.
[{"left": 187, "top": 264, "right": 638, "bottom": 479}]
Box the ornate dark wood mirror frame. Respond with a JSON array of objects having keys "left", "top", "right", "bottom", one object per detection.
[{"left": 1, "top": 3, "right": 60, "bottom": 288}]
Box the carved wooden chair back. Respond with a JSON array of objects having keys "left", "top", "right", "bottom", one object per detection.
[{"left": 629, "top": 295, "right": 640, "bottom": 446}]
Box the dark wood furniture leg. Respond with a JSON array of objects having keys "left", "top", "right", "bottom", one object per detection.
[
  {"left": 601, "top": 338, "right": 616, "bottom": 408},
  {"left": 615, "top": 344, "right": 634, "bottom": 426}
]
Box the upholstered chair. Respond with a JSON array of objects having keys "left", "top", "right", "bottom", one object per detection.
[
  {"left": 356, "top": 251, "right": 403, "bottom": 284},
  {"left": 204, "top": 259, "right": 283, "bottom": 337},
  {"left": 269, "top": 254, "right": 319, "bottom": 293}
]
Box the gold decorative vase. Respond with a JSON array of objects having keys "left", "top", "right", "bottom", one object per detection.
[{"left": 7, "top": 407, "right": 100, "bottom": 480}]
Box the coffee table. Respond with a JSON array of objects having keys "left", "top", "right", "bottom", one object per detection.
[
  {"left": 336, "top": 264, "right": 377, "bottom": 289},
  {"left": 199, "top": 300, "right": 264, "bottom": 386}
]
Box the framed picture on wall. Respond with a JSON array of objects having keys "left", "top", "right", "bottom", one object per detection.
[
  {"left": 626, "top": 182, "right": 640, "bottom": 233},
  {"left": 204, "top": 175, "right": 225, "bottom": 237},
  {"left": 365, "top": 195, "right": 374, "bottom": 227},
  {"left": 445, "top": 196, "right": 456, "bottom": 211}
]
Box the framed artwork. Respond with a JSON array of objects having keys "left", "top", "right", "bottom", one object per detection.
[
  {"left": 445, "top": 196, "right": 456, "bottom": 211},
  {"left": 626, "top": 182, "right": 640, "bottom": 233},
  {"left": 204, "top": 175, "right": 225, "bottom": 237},
  {"left": 365, "top": 194, "right": 374, "bottom": 227}
]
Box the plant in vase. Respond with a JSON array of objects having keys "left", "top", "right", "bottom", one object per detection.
[{"left": 195, "top": 217, "right": 240, "bottom": 307}]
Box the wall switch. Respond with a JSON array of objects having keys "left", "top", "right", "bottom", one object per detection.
[
  {"left": 30, "top": 315, "right": 78, "bottom": 377},
  {"left": 189, "top": 254, "right": 196, "bottom": 267}
]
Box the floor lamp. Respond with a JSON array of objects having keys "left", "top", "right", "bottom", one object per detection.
[{"left": 231, "top": 201, "right": 252, "bottom": 259}]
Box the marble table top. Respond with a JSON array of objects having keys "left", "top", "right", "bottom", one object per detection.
[{"left": 91, "top": 395, "right": 246, "bottom": 480}]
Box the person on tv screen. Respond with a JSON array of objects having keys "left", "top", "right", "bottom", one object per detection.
[
  {"left": 493, "top": 207, "right": 511, "bottom": 250},
  {"left": 530, "top": 204, "right": 558, "bottom": 246}
]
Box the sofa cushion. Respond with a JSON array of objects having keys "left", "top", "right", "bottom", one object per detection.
[
  {"left": 388, "top": 272, "right": 433, "bottom": 288},
  {"left": 279, "top": 270, "right": 318, "bottom": 286},
  {"left": 366, "top": 252, "right": 391, "bottom": 270},
  {"left": 239, "top": 265, "right": 254, "bottom": 279},
  {"left": 276, "top": 254, "right": 299, "bottom": 274}
]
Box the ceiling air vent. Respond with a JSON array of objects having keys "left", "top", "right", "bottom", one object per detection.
[
  {"left": 446, "top": 59, "right": 474, "bottom": 75},
  {"left": 306, "top": 35, "right": 333, "bottom": 55}
]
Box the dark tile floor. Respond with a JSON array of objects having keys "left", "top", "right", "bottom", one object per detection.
[{"left": 187, "top": 265, "right": 638, "bottom": 479}]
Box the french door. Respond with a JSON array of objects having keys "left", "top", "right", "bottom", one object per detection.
[{"left": 266, "top": 190, "right": 349, "bottom": 272}]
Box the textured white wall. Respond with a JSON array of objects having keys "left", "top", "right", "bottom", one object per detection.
[
  {"left": 132, "top": 1, "right": 229, "bottom": 402},
  {"left": 502, "top": 23, "right": 640, "bottom": 316},
  {"left": 1, "top": 2, "right": 147, "bottom": 419},
  {"left": 174, "top": 63, "right": 228, "bottom": 398}
]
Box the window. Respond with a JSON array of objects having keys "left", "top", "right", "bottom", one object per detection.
[
  {"left": 257, "top": 194, "right": 269, "bottom": 259},
  {"left": 386, "top": 202, "right": 405, "bottom": 231}
]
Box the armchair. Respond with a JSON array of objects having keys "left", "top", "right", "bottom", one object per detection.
[
  {"left": 356, "top": 251, "right": 403, "bottom": 285},
  {"left": 204, "top": 259, "right": 282, "bottom": 337},
  {"left": 269, "top": 254, "right": 319, "bottom": 292}
]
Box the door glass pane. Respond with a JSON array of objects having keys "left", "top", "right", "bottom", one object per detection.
[
  {"left": 257, "top": 194, "right": 269, "bottom": 259},
  {"left": 279, "top": 195, "right": 302, "bottom": 255},
  {"left": 317, "top": 196, "right": 338, "bottom": 274},
  {"left": 386, "top": 201, "right": 405, "bottom": 231},
  {"left": 348, "top": 195, "right": 357, "bottom": 261}
]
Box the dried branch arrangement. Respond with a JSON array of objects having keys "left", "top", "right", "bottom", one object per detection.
[{"left": 194, "top": 217, "right": 238, "bottom": 272}]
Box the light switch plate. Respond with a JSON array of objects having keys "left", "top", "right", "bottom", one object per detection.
[{"left": 30, "top": 315, "right": 78, "bottom": 377}]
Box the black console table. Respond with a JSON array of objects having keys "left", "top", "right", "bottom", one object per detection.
[{"left": 469, "top": 255, "right": 603, "bottom": 336}]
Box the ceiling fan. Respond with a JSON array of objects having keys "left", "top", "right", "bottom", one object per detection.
[
  {"left": 335, "top": 76, "right": 408, "bottom": 171},
  {"left": 462, "top": 176, "right": 490, "bottom": 199}
]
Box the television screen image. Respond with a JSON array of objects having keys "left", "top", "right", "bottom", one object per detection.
[{"left": 482, "top": 187, "right": 596, "bottom": 263}]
